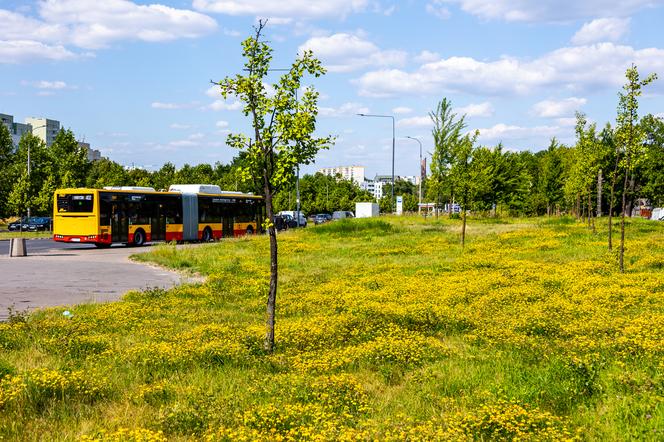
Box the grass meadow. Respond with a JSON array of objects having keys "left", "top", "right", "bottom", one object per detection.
[{"left": 0, "top": 216, "right": 662, "bottom": 440}]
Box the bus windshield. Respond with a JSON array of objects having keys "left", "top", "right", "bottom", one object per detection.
[{"left": 57, "top": 194, "right": 94, "bottom": 213}]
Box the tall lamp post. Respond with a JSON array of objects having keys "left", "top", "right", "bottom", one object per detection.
[
  {"left": 357, "top": 113, "right": 395, "bottom": 212},
  {"left": 405, "top": 136, "right": 423, "bottom": 209},
  {"left": 26, "top": 124, "right": 47, "bottom": 218}
]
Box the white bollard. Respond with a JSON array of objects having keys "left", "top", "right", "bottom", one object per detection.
[{"left": 9, "top": 238, "right": 27, "bottom": 257}]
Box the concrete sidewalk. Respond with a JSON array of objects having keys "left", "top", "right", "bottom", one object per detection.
[{"left": 0, "top": 245, "right": 202, "bottom": 320}]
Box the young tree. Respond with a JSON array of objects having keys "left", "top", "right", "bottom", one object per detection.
[
  {"left": 429, "top": 98, "right": 467, "bottom": 217},
  {"left": 449, "top": 131, "right": 481, "bottom": 247},
  {"left": 615, "top": 64, "right": 657, "bottom": 272},
  {"left": 215, "top": 21, "right": 333, "bottom": 352}
]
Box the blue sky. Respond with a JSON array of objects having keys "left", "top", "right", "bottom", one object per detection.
[{"left": 1, "top": 0, "right": 663, "bottom": 178}]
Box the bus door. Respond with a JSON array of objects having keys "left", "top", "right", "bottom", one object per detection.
[
  {"left": 111, "top": 202, "right": 129, "bottom": 243},
  {"left": 151, "top": 202, "right": 166, "bottom": 241},
  {"left": 222, "top": 215, "right": 234, "bottom": 238},
  {"left": 221, "top": 200, "right": 234, "bottom": 237}
]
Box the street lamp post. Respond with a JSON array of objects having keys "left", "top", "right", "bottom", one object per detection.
[
  {"left": 357, "top": 113, "right": 395, "bottom": 212},
  {"left": 405, "top": 136, "right": 423, "bottom": 210},
  {"left": 27, "top": 124, "right": 47, "bottom": 218}
]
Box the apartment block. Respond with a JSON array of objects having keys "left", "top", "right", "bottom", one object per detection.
[
  {"left": 1, "top": 113, "right": 31, "bottom": 147},
  {"left": 318, "top": 165, "right": 365, "bottom": 186},
  {"left": 25, "top": 117, "right": 60, "bottom": 146}
]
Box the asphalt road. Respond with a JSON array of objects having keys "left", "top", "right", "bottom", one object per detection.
[
  {"left": 0, "top": 239, "right": 201, "bottom": 321},
  {"left": 0, "top": 237, "right": 97, "bottom": 255}
]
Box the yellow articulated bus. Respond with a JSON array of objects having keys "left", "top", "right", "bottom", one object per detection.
[{"left": 53, "top": 185, "right": 264, "bottom": 247}]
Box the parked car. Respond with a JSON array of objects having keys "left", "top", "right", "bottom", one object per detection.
[
  {"left": 281, "top": 214, "right": 298, "bottom": 229},
  {"left": 24, "top": 216, "right": 52, "bottom": 231},
  {"left": 8, "top": 217, "right": 27, "bottom": 231},
  {"left": 278, "top": 211, "right": 307, "bottom": 227},
  {"left": 314, "top": 213, "right": 332, "bottom": 225},
  {"left": 272, "top": 215, "right": 287, "bottom": 231},
  {"left": 332, "top": 211, "right": 354, "bottom": 220}
]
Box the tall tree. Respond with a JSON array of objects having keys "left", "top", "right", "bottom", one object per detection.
[
  {"left": 216, "top": 21, "right": 333, "bottom": 352},
  {"left": 640, "top": 115, "right": 664, "bottom": 206},
  {"left": 0, "top": 124, "right": 14, "bottom": 218},
  {"left": 615, "top": 64, "right": 657, "bottom": 272},
  {"left": 534, "top": 139, "right": 564, "bottom": 216},
  {"left": 429, "top": 98, "right": 466, "bottom": 217},
  {"left": 8, "top": 133, "right": 48, "bottom": 216}
]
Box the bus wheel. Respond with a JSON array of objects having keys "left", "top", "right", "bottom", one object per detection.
[
  {"left": 133, "top": 229, "right": 146, "bottom": 246},
  {"left": 246, "top": 226, "right": 254, "bottom": 235},
  {"left": 94, "top": 242, "right": 111, "bottom": 248},
  {"left": 202, "top": 227, "right": 213, "bottom": 242}
]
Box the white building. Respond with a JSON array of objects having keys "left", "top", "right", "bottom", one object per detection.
[
  {"left": 360, "top": 180, "right": 384, "bottom": 200},
  {"left": 25, "top": 117, "right": 60, "bottom": 146},
  {"left": 318, "top": 165, "right": 365, "bottom": 186}
]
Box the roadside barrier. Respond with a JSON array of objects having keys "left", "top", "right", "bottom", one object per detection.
[{"left": 9, "top": 238, "right": 27, "bottom": 257}]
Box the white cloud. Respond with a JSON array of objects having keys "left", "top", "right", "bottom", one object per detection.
[
  {"left": 397, "top": 116, "right": 432, "bottom": 128},
  {"left": 206, "top": 99, "right": 243, "bottom": 111},
  {"left": 299, "top": 33, "right": 407, "bottom": 73},
  {"left": 0, "top": 1, "right": 216, "bottom": 62},
  {"left": 21, "top": 79, "right": 76, "bottom": 90},
  {"left": 555, "top": 117, "right": 578, "bottom": 127},
  {"left": 392, "top": 106, "right": 413, "bottom": 114},
  {"left": 169, "top": 139, "right": 198, "bottom": 147},
  {"left": 442, "top": 0, "right": 660, "bottom": 23},
  {"left": 532, "top": 97, "right": 587, "bottom": 117},
  {"left": 455, "top": 101, "right": 494, "bottom": 117},
  {"left": 572, "top": 18, "right": 630, "bottom": 45},
  {"left": 215, "top": 120, "right": 229, "bottom": 128},
  {"left": 151, "top": 101, "right": 198, "bottom": 110},
  {"left": 205, "top": 85, "right": 222, "bottom": 98},
  {"left": 414, "top": 50, "right": 440, "bottom": 63},
  {"left": 39, "top": 0, "right": 217, "bottom": 49},
  {"left": 170, "top": 123, "right": 191, "bottom": 129},
  {"left": 477, "top": 123, "right": 567, "bottom": 145},
  {"left": 356, "top": 43, "right": 664, "bottom": 97},
  {"left": 0, "top": 40, "right": 78, "bottom": 64},
  {"left": 319, "top": 102, "right": 369, "bottom": 117},
  {"left": 192, "top": 0, "right": 369, "bottom": 19},
  {"left": 37, "top": 80, "right": 69, "bottom": 89},
  {"left": 426, "top": 1, "right": 451, "bottom": 19},
  {"left": 188, "top": 132, "right": 205, "bottom": 140}
]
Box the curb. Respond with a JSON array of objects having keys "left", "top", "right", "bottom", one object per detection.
[{"left": 0, "top": 237, "right": 53, "bottom": 242}]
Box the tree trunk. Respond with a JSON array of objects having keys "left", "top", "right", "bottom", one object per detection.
[
  {"left": 619, "top": 158, "right": 630, "bottom": 273},
  {"left": 597, "top": 169, "right": 602, "bottom": 218},
  {"left": 264, "top": 182, "right": 278, "bottom": 353},
  {"left": 608, "top": 152, "right": 620, "bottom": 251},
  {"left": 626, "top": 173, "right": 636, "bottom": 217},
  {"left": 589, "top": 192, "right": 595, "bottom": 234},
  {"left": 576, "top": 194, "right": 581, "bottom": 220},
  {"left": 461, "top": 195, "right": 467, "bottom": 248}
]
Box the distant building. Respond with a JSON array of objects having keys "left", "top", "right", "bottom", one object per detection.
[
  {"left": 78, "top": 141, "right": 102, "bottom": 161},
  {"left": 360, "top": 180, "right": 384, "bottom": 200},
  {"left": 25, "top": 117, "right": 60, "bottom": 146},
  {"left": 360, "top": 174, "right": 420, "bottom": 201},
  {"left": 0, "top": 113, "right": 31, "bottom": 147},
  {"left": 318, "top": 165, "right": 365, "bottom": 186},
  {"left": 3, "top": 112, "right": 102, "bottom": 161}
]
